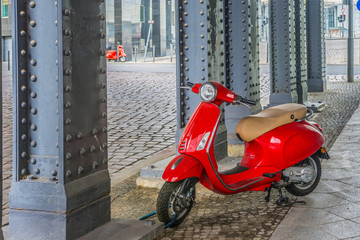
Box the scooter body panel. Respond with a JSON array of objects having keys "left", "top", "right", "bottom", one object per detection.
[{"left": 162, "top": 154, "right": 203, "bottom": 182}]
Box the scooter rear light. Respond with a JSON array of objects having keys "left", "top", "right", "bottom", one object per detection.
[
  {"left": 310, "top": 122, "right": 323, "bottom": 132},
  {"left": 197, "top": 132, "right": 211, "bottom": 151}
]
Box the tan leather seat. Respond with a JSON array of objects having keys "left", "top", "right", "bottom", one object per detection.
[{"left": 235, "top": 103, "right": 307, "bottom": 142}]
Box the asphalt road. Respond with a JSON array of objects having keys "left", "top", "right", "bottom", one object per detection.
[{"left": 107, "top": 62, "right": 360, "bottom": 75}]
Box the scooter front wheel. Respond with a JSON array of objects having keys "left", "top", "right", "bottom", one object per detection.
[
  {"left": 285, "top": 155, "right": 321, "bottom": 196},
  {"left": 156, "top": 179, "right": 196, "bottom": 227}
]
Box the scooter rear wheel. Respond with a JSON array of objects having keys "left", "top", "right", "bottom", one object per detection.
[
  {"left": 285, "top": 155, "right": 321, "bottom": 196},
  {"left": 156, "top": 179, "right": 196, "bottom": 227}
]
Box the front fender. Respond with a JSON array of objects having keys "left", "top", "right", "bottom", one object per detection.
[{"left": 162, "top": 155, "right": 203, "bottom": 182}]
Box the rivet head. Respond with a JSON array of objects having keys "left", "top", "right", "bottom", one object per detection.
[
  {"left": 93, "top": 162, "right": 98, "bottom": 169},
  {"left": 64, "top": 29, "right": 70, "bottom": 36},
  {"left": 30, "top": 59, "right": 37, "bottom": 66},
  {"left": 80, "top": 148, "right": 86, "bottom": 155},
  {"left": 51, "top": 170, "right": 57, "bottom": 176},
  {"left": 30, "top": 20, "right": 36, "bottom": 27},
  {"left": 21, "top": 102, "right": 27, "bottom": 108},
  {"left": 66, "top": 152, "right": 72, "bottom": 160},
  {"left": 31, "top": 124, "right": 37, "bottom": 131},
  {"left": 21, "top": 118, "right": 27, "bottom": 124},
  {"left": 21, "top": 69, "right": 27, "bottom": 75},
  {"left": 77, "top": 132, "right": 83, "bottom": 139},
  {"left": 101, "top": 50, "right": 106, "bottom": 56},
  {"left": 101, "top": 82, "right": 107, "bottom": 88},
  {"left": 102, "top": 142, "right": 107, "bottom": 149},
  {"left": 20, "top": 49, "right": 26, "bottom": 56},
  {"left": 101, "top": 32, "right": 106, "bottom": 38},
  {"left": 64, "top": 69, "right": 71, "bottom": 76},
  {"left": 101, "top": 68, "right": 106, "bottom": 74},
  {"left": 20, "top": 30, "right": 26, "bottom": 37},
  {"left": 35, "top": 168, "right": 40, "bottom": 174},
  {"left": 65, "top": 119, "right": 72, "bottom": 125},
  {"left": 100, "top": 14, "right": 105, "bottom": 20},
  {"left": 66, "top": 134, "right": 72, "bottom": 142},
  {"left": 64, "top": 49, "right": 71, "bottom": 56},
  {"left": 31, "top": 108, "right": 37, "bottom": 114},
  {"left": 30, "top": 158, "right": 36, "bottom": 164},
  {"left": 90, "top": 145, "right": 96, "bottom": 152},
  {"left": 21, "top": 152, "right": 27, "bottom": 158},
  {"left": 66, "top": 170, "right": 72, "bottom": 177},
  {"left": 31, "top": 140, "right": 37, "bottom": 147},
  {"left": 19, "top": 11, "right": 26, "bottom": 16},
  {"left": 103, "top": 158, "right": 108, "bottom": 164},
  {"left": 101, "top": 112, "right": 107, "bottom": 118},
  {"left": 21, "top": 85, "right": 27, "bottom": 92},
  {"left": 30, "top": 75, "right": 37, "bottom": 82},
  {"left": 21, "top": 134, "right": 27, "bottom": 140},
  {"left": 29, "top": 1, "right": 36, "bottom": 8},
  {"left": 65, "top": 86, "right": 71, "bottom": 92},
  {"left": 30, "top": 40, "right": 37, "bottom": 47},
  {"left": 65, "top": 102, "right": 71, "bottom": 108},
  {"left": 92, "top": 129, "right": 98, "bottom": 135},
  {"left": 21, "top": 168, "right": 27, "bottom": 175},
  {"left": 78, "top": 167, "right": 84, "bottom": 174},
  {"left": 102, "top": 127, "right": 107, "bottom": 133},
  {"left": 101, "top": 97, "right": 107, "bottom": 103},
  {"left": 31, "top": 92, "right": 37, "bottom": 98},
  {"left": 64, "top": 9, "right": 70, "bottom": 16}
]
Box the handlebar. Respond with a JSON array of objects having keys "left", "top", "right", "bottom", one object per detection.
[{"left": 234, "top": 95, "right": 256, "bottom": 105}]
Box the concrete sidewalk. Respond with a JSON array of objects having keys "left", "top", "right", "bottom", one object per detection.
[{"left": 271, "top": 106, "right": 360, "bottom": 240}]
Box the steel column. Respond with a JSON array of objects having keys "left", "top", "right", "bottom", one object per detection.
[
  {"left": 175, "top": 0, "right": 227, "bottom": 160},
  {"left": 224, "top": 0, "right": 261, "bottom": 152},
  {"left": 10, "top": 1, "right": 110, "bottom": 239},
  {"left": 306, "top": 0, "right": 326, "bottom": 92},
  {"left": 268, "top": 0, "right": 298, "bottom": 106},
  {"left": 295, "top": 0, "right": 308, "bottom": 104},
  {"left": 0, "top": 9, "right": 3, "bottom": 240},
  {"left": 153, "top": 0, "right": 167, "bottom": 57}
]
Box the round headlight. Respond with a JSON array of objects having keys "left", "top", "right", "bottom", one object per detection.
[{"left": 200, "top": 82, "right": 217, "bottom": 102}]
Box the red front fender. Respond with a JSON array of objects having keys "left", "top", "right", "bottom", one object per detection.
[{"left": 162, "top": 155, "right": 203, "bottom": 182}]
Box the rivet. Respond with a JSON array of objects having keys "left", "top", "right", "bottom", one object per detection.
[
  {"left": 101, "top": 97, "right": 107, "bottom": 103},
  {"left": 80, "top": 148, "right": 86, "bottom": 155},
  {"left": 93, "top": 162, "right": 98, "bottom": 169},
  {"left": 21, "top": 168, "right": 27, "bottom": 175},
  {"left": 30, "top": 75, "right": 37, "bottom": 82},
  {"left": 102, "top": 142, "right": 107, "bottom": 149},
  {"left": 30, "top": 91, "right": 37, "bottom": 99},
  {"left": 64, "top": 69, "right": 71, "bottom": 76},
  {"left": 21, "top": 102, "right": 27, "bottom": 108},
  {"left": 66, "top": 170, "right": 72, "bottom": 177},
  {"left": 100, "top": 14, "right": 105, "bottom": 20},
  {"left": 21, "top": 134, "right": 27, "bottom": 140},
  {"left": 77, "top": 132, "right": 83, "bottom": 139},
  {"left": 31, "top": 140, "right": 37, "bottom": 147},
  {"left": 90, "top": 145, "right": 96, "bottom": 152},
  {"left": 66, "top": 134, "right": 72, "bottom": 142},
  {"left": 103, "top": 158, "right": 108, "bottom": 164},
  {"left": 30, "top": 158, "right": 36, "bottom": 164},
  {"left": 65, "top": 119, "right": 72, "bottom": 125},
  {"left": 102, "top": 112, "right": 107, "bottom": 118},
  {"left": 101, "top": 32, "right": 106, "bottom": 38},
  {"left": 64, "top": 29, "right": 70, "bottom": 36},
  {"left": 51, "top": 170, "right": 57, "bottom": 176},
  {"left": 35, "top": 168, "right": 40, "bottom": 174},
  {"left": 101, "top": 50, "right": 106, "bottom": 56},
  {"left": 102, "top": 127, "right": 107, "bottom": 133},
  {"left": 21, "top": 69, "right": 27, "bottom": 75},
  {"left": 21, "top": 85, "right": 27, "bottom": 92},
  {"left": 31, "top": 124, "right": 37, "bottom": 131},
  {"left": 66, "top": 152, "right": 72, "bottom": 160},
  {"left": 30, "top": 40, "right": 37, "bottom": 47},
  {"left": 101, "top": 67, "right": 106, "bottom": 74},
  {"left": 30, "top": 20, "right": 36, "bottom": 27},
  {"left": 21, "top": 118, "right": 27, "bottom": 124},
  {"left": 21, "top": 152, "right": 27, "bottom": 158},
  {"left": 101, "top": 82, "right": 107, "bottom": 88},
  {"left": 64, "top": 49, "right": 71, "bottom": 56},
  {"left": 65, "top": 86, "right": 71, "bottom": 92},
  {"left": 20, "top": 30, "right": 26, "bottom": 37},
  {"left": 78, "top": 167, "right": 84, "bottom": 174},
  {"left": 92, "top": 129, "right": 98, "bottom": 135},
  {"left": 64, "top": 9, "right": 70, "bottom": 16},
  {"left": 31, "top": 108, "right": 37, "bottom": 114},
  {"left": 29, "top": 1, "right": 36, "bottom": 8},
  {"left": 19, "top": 11, "right": 26, "bottom": 17},
  {"left": 65, "top": 102, "right": 71, "bottom": 108}
]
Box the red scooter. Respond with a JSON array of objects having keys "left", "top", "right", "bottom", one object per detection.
[{"left": 156, "top": 81, "right": 330, "bottom": 227}]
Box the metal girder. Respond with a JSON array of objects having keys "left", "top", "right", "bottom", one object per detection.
[
  {"left": 306, "top": 0, "right": 326, "bottom": 92},
  {"left": 224, "top": 0, "right": 261, "bottom": 148},
  {"left": 175, "top": 0, "right": 227, "bottom": 160},
  {"left": 268, "top": 0, "right": 298, "bottom": 106},
  {"left": 10, "top": 1, "right": 110, "bottom": 239},
  {"left": 295, "top": 0, "right": 308, "bottom": 104}
]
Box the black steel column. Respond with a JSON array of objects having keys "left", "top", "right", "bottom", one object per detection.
[
  {"left": 224, "top": 0, "right": 261, "bottom": 155},
  {"left": 175, "top": 0, "right": 227, "bottom": 160},
  {"left": 306, "top": 0, "right": 326, "bottom": 92},
  {"left": 10, "top": 1, "right": 110, "bottom": 239},
  {"left": 268, "top": 0, "right": 298, "bottom": 106}
]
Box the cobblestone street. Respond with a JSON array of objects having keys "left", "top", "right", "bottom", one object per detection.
[{"left": 2, "top": 71, "right": 360, "bottom": 238}]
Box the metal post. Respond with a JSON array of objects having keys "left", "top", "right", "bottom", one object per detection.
[
  {"left": 143, "top": 23, "right": 152, "bottom": 62},
  {"left": 348, "top": 0, "right": 354, "bottom": 82},
  {"left": 153, "top": 45, "right": 156, "bottom": 63},
  {"left": 268, "top": 0, "right": 298, "bottom": 106},
  {"left": 306, "top": 0, "right": 326, "bottom": 92},
  {"left": 116, "top": 42, "right": 120, "bottom": 63},
  {"left": 224, "top": 0, "right": 261, "bottom": 156},
  {"left": 8, "top": 50, "right": 10, "bottom": 71},
  {"left": 10, "top": 1, "right": 110, "bottom": 239},
  {"left": 170, "top": 43, "right": 173, "bottom": 63},
  {"left": 134, "top": 46, "right": 138, "bottom": 63},
  {"left": 0, "top": 8, "right": 3, "bottom": 240}
]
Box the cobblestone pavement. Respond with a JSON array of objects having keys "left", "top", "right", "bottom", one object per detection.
[{"left": 110, "top": 75, "right": 360, "bottom": 239}]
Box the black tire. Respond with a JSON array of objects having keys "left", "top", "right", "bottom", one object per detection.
[
  {"left": 285, "top": 155, "right": 321, "bottom": 196},
  {"left": 120, "top": 56, "right": 126, "bottom": 62},
  {"left": 156, "top": 180, "right": 196, "bottom": 227}
]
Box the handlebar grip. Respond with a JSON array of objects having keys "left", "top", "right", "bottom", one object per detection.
[{"left": 241, "top": 98, "right": 256, "bottom": 105}]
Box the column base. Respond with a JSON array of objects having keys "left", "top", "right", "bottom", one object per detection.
[{"left": 308, "top": 78, "right": 326, "bottom": 92}]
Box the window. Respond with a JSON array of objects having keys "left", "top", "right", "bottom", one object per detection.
[{"left": 2, "top": 0, "right": 8, "bottom": 18}]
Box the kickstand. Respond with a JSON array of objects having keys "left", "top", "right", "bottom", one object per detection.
[
  {"left": 265, "top": 185, "right": 272, "bottom": 202},
  {"left": 276, "top": 188, "right": 306, "bottom": 207}
]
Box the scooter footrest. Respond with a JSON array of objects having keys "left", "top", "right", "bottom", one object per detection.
[{"left": 263, "top": 171, "right": 281, "bottom": 178}]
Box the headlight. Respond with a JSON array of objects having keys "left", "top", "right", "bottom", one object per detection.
[{"left": 200, "top": 82, "right": 217, "bottom": 102}]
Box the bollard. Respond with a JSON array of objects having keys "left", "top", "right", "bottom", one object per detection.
[
  {"left": 8, "top": 50, "right": 10, "bottom": 71},
  {"left": 134, "top": 46, "right": 138, "bottom": 63},
  {"left": 116, "top": 42, "right": 120, "bottom": 63},
  {"left": 170, "top": 44, "right": 173, "bottom": 63},
  {"left": 153, "top": 45, "right": 155, "bottom": 63}
]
